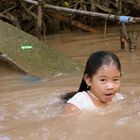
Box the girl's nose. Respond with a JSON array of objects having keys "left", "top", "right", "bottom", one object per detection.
[{"left": 106, "top": 82, "right": 114, "bottom": 89}]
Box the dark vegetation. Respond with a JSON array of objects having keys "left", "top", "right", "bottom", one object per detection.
[{"left": 0, "top": 0, "right": 140, "bottom": 39}]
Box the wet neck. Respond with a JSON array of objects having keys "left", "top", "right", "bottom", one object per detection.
[
  {"left": 87, "top": 90, "right": 101, "bottom": 101},
  {"left": 87, "top": 90, "right": 108, "bottom": 107}
]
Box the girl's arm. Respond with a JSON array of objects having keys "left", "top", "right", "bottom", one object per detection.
[{"left": 64, "top": 103, "right": 79, "bottom": 113}]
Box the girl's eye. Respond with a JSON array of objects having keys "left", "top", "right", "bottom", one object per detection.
[
  {"left": 100, "top": 79, "right": 106, "bottom": 82},
  {"left": 113, "top": 79, "right": 120, "bottom": 82}
]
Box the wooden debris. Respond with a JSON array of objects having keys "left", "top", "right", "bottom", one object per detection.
[
  {"left": 47, "top": 12, "right": 97, "bottom": 33},
  {"left": 0, "top": 52, "right": 27, "bottom": 74},
  {"left": 1, "top": 0, "right": 140, "bottom": 38}
]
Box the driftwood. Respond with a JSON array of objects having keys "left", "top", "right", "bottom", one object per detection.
[
  {"left": 120, "top": 23, "right": 139, "bottom": 51},
  {"left": 47, "top": 12, "right": 97, "bottom": 33},
  {"left": 36, "top": 3, "right": 43, "bottom": 40},
  {"left": 127, "top": 31, "right": 139, "bottom": 51}
]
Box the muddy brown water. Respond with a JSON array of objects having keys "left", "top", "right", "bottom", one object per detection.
[{"left": 1, "top": 26, "right": 140, "bottom": 140}]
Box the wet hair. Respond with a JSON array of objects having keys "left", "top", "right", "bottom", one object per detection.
[{"left": 62, "top": 50, "right": 121, "bottom": 103}]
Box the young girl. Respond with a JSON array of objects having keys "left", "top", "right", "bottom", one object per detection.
[{"left": 63, "top": 50, "right": 124, "bottom": 113}]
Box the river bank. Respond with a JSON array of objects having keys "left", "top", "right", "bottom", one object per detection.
[{"left": 0, "top": 20, "right": 78, "bottom": 77}]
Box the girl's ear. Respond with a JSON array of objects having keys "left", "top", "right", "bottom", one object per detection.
[{"left": 83, "top": 74, "right": 91, "bottom": 87}]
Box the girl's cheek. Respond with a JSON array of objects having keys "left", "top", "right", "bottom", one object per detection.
[{"left": 115, "top": 84, "right": 121, "bottom": 91}]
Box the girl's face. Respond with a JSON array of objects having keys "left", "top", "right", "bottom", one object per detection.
[{"left": 86, "top": 63, "right": 121, "bottom": 103}]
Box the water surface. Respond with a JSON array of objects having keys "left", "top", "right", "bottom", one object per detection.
[{"left": 1, "top": 26, "right": 140, "bottom": 140}]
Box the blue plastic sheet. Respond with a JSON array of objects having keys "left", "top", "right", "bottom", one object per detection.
[{"left": 119, "top": 16, "right": 130, "bottom": 23}]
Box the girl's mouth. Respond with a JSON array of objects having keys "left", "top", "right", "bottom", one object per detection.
[
  {"left": 104, "top": 93, "right": 114, "bottom": 101},
  {"left": 104, "top": 93, "right": 113, "bottom": 96}
]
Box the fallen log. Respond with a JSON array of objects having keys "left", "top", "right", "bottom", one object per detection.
[
  {"left": 47, "top": 12, "right": 97, "bottom": 33},
  {"left": 23, "top": 0, "right": 140, "bottom": 23}
]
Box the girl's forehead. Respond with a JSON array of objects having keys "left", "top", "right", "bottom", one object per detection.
[{"left": 95, "top": 64, "right": 120, "bottom": 74}]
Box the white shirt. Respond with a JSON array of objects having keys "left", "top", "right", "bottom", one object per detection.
[{"left": 67, "top": 91, "right": 124, "bottom": 110}]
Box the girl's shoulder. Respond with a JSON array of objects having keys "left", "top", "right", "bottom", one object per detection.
[
  {"left": 68, "top": 91, "right": 87, "bottom": 98},
  {"left": 67, "top": 91, "right": 96, "bottom": 110},
  {"left": 67, "top": 91, "right": 88, "bottom": 103}
]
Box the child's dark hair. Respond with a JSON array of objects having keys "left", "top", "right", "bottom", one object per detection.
[{"left": 62, "top": 50, "right": 121, "bottom": 103}]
